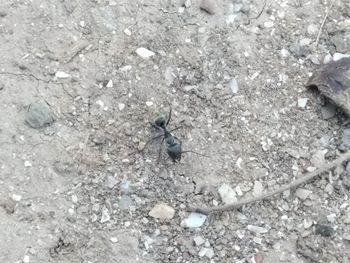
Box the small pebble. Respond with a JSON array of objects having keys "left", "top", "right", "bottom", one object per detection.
[
  {"left": 295, "top": 188, "right": 312, "bottom": 200},
  {"left": 315, "top": 222, "right": 335, "bottom": 237},
  {"left": 12, "top": 194, "right": 22, "bottom": 202},
  {"left": 310, "top": 150, "right": 327, "bottom": 168},
  {"left": 327, "top": 213, "right": 337, "bottom": 223},
  {"left": 55, "top": 71, "right": 70, "bottom": 78},
  {"left": 323, "top": 54, "right": 332, "bottom": 64},
  {"left": 146, "top": 101, "right": 154, "bottom": 106},
  {"left": 106, "top": 80, "right": 113, "bottom": 88},
  {"left": 333, "top": 53, "right": 350, "bottom": 62},
  {"left": 280, "top": 48, "right": 290, "bottom": 57},
  {"left": 228, "top": 78, "right": 239, "bottom": 94},
  {"left": 149, "top": 203, "right": 175, "bottom": 220},
  {"left": 23, "top": 255, "right": 30, "bottom": 263},
  {"left": 343, "top": 234, "right": 350, "bottom": 241},
  {"left": 235, "top": 185, "right": 243, "bottom": 196},
  {"left": 298, "top": 98, "right": 308, "bottom": 109},
  {"left": 24, "top": 161, "right": 32, "bottom": 167},
  {"left": 200, "top": 0, "right": 218, "bottom": 14},
  {"left": 247, "top": 225, "right": 268, "bottom": 234},
  {"left": 253, "top": 181, "right": 264, "bottom": 197},
  {"left": 0, "top": 10, "right": 7, "bottom": 17},
  {"left": 123, "top": 28, "right": 132, "bottom": 36},
  {"left": 218, "top": 183, "right": 237, "bottom": 204},
  {"left": 321, "top": 103, "right": 337, "bottom": 120},
  {"left": 138, "top": 142, "right": 146, "bottom": 152},
  {"left": 110, "top": 237, "right": 118, "bottom": 243},
  {"left": 25, "top": 101, "right": 55, "bottom": 129},
  {"left": 339, "top": 129, "right": 350, "bottom": 151},
  {"left": 181, "top": 212, "right": 207, "bottom": 228},
  {"left": 104, "top": 175, "right": 118, "bottom": 189},
  {"left": 184, "top": 0, "right": 192, "bottom": 8},
  {"left": 118, "top": 103, "right": 125, "bottom": 111},
  {"left": 119, "top": 194, "right": 133, "bottom": 210},
  {"left": 198, "top": 248, "right": 208, "bottom": 257},
  {"left": 303, "top": 218, "right": 314, "bottom": 229},
  {"left": 100, "top": 206, "right": 111, "bottom": 223},
  {"left": 253, "top": 237, "right": 262, "bottom": 244},
  {"left": 264, "top": 21, "right": 274, "bottom": 28},
  {"left": 193, "top": 236, "right": 205, "bottom": 246},
  {"left": 71, "top": 195, "right": 78, "bottom": 203},
  {"left": 205, "top": 248, "right": 214, "bottom": 259},
  {"left": 136, "top": 47, "right": 155, "bottom": 58}
]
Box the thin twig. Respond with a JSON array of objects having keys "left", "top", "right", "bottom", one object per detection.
[
  {"left": 187, "top": 152, "right": 350, "bottom": 214},
  {"left": 315, "top": 0, "right": 337, "bottom": 49}
]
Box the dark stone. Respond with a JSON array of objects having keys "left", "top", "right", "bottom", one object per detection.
[
  {"left": 315, "top": 222, "right": 335, "bottom": 237},
  {"left": 25, "top": 101, "right": 55, "bottom": 129}
]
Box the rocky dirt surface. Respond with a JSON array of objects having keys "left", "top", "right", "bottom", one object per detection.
[{"left": 1, "top": 0, "right": 350, "bottom": 262}]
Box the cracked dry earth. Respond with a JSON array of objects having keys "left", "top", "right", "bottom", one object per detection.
[{"left": 1, "top": 0, "right": 350, "bottom": 262}]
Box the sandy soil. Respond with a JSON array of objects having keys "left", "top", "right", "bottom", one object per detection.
[{"left": 1, "top": 0, "right": 350, "bottom": 262}]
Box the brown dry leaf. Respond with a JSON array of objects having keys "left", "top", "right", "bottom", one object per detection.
[{"left": 306, "top": 57, "right": 350, "bottom": 115}]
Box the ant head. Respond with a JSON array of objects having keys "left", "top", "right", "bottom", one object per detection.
[{"left": 154, "top": 116, "right": 166, "bottom": 128}]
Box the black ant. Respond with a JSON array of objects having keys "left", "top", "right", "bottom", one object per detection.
[{"left": 144, "top": 106, "right": 206, "bottom": 163}]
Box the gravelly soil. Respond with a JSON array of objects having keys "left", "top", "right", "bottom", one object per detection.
[{"left": 1, "top": 0, "right": 350, "bottom": 262}]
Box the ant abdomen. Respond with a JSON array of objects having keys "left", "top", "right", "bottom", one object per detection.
[{"left": 167, "top": 143, "right": 182, "bottom": 162}]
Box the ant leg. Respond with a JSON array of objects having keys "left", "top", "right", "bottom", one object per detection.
[
  {"left": 168, "top": 126, "right": 182, "bottom": 133},
  {"left": 181, "top": 150, "right": 209, "bottom": 158},
  {"left": 141, "top": 134, "right": 164, "bottom": 152},
  {"left": 157, "top": 137, "right": 165, "bottom": 163},
  {"left": 166, "top": 107, "right": 172, "bottom": 126}
]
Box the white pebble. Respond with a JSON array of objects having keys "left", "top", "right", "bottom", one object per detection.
[
  {"left": 253, "top": 181, "right": 264, "bottom": 196},
  {"left": 264, "top": 21, "right": 274, "bottom": 28},
  {"left": 247, "top": 225, "right": 268, "bottom": 234},
  {"left": 228, "top": 78, "right": 239, "bottom": 94},
  {"left": 120, "top": 65, "right": 132, "bottom": 72},
  {"left": 181, "top": 212, "right": 207, "bottom": 228},
  {"left": 198, "top": 248, "right": 207, "bottom": 257},
  {"left": 96, "top": 100, "right": 104, "bottom": 108},
  {"left": 23, "top": 255, "right": 30, "bottom": 263},
  {"left": 253, "top": 237, "right": 262, "bottom": 244},
  {"left": 110, "top": 237, "right": 118, "bottom": 243},
  {"left": 280, "top": 48, "right": 290, "bottom": 57},
  {"left": 100, "top": 206, "right": 111, "bottom": 223},
  {"left": 71, "top": 195, "right": 78, "bottom": 203},
  {"left": 235, "top": 186, "right": 243, "bottom": 196},
  {"left": 146, "top": 101, "right": 154, "bottom": 106},
  {"left": 149, "top": 203, "right": 175, "bottom": 220},
  {"left": 327, "top": 213, "right": 337, "bottom": 223},
  {"left": 136, "top": 47, "right": 155, "bottom": 58},
  {"left": 123, "top": 28, "right": 132, "bottom": 36},
  {"left": 193, "top": 236, "right": 205, "bottom": 246},
  {"left": 323, "top": 54, "right": 332, "bottom": 64},
  {"left": 333, "top": 52, "right": 350, "bottom": 62},
  {"left": 106, "top": 80, "right": 113, "bottom": 88},
  {"left": 24, "top": 161, "right": 32, "bottom": 167},
  {"left": 12, "top": 194, "right": 22, "bottom": 201},
  {"left": 298, "top": 98, "right": 308, "bottom": 109},
  {"left": 118, "top": 103, "right": 125, "bottom": 111},
  {"left": 55, "top": 71, "right": 70, "bottom": 79},
  {"left": 218, "top": 183, "right": 237, "bottom": 204}
]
